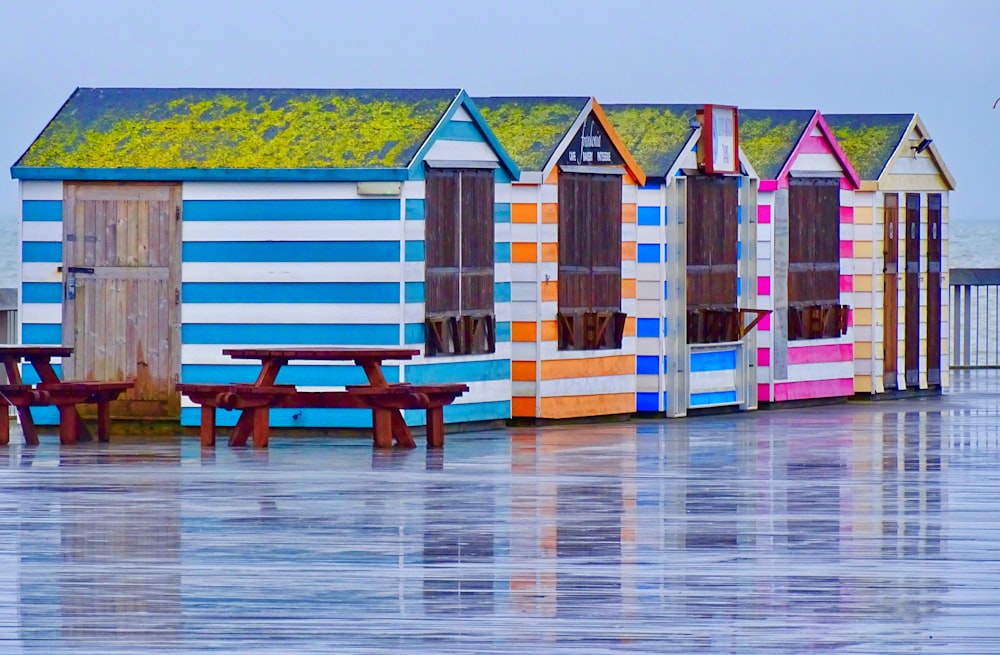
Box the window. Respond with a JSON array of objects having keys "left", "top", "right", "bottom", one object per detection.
[
  {"left": 557, "top": 171, "right": 626, "bottom": 350},
  {"left": 787, "top": 177, "right": 848, "bottom": 340},
  {"left": 686, "top": 175, "right": 739, "bottom": 343},
  {"left": 424, "top": 168, "right": 496, "bottom": 356}
]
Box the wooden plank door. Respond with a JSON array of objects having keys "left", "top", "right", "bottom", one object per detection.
[
  {"left": 904, "top": 193, "right": 920, "bottom": 388},
  {"left": 883, "top": 194, "right": 899, "bottom": 388},
  {"left": 62, "top": 183, "right": 181, "bottom": 418},
  {"left": 926, "top": 194, "right": 942, "bottom": 385}
]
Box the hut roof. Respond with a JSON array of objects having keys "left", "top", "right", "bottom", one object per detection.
[
  {"left": 474, "top": 97, "right": 590, "bottom": 172},
  {"left": 738, "top": 109, "right": 815, "bottom": 180},
  {"left": 601, "top": 104, "right": 701, "bottom": 178},
  {"left": 824, "top": 113, "right": 914, "bottom": 181}
]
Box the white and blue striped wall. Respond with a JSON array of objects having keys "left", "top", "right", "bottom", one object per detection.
[{"left": 635, "top": 182, "right": 667, "bottom": 413}]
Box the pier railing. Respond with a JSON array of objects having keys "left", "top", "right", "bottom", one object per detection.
[{"left": 951, "top": 269, "right": 1000, "bottom": 369}]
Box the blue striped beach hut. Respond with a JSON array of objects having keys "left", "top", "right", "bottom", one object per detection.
[
  {"left": 10, "top": 87, "right": 520, "bottom": 430},
  {"left": 605, "top": 104, "right": 761, "bottom": 417}
]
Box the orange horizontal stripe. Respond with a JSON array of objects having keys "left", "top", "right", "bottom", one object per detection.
[
  {"left": 541, "top": 354, "right": 635, "bottom": 380},
  {"left": 541, "top": 280, "right": 558, "bottom": 301},
  {"left": 511, "top": 360, "right": 536, "bottom": 381},
  {"left": 621, "top": 278, "right": 636, "bottom": 299},
  {"left": 511, "top": 396, "right": 536, "bottom": 418},
  {"left": 539, "top": 392, "right": 635, "bottom": 419},
  {"left": 541, "top": 320, "right": 558, "bottom": 341},
  {"left": 511, "top": 242, "right": 537, "bottom": 263},
  {"left": 622, "top": 241, "right": 636, "bottom": 260},
  {"left": 511, "top": 203, "right": 536, "bottom": 223},
  {"left": 511, "top": 321, "right": 536, "bottom": 342},
  {"left": 624, "top": 316, "right": 635, "bottom": 336},
  {"left": 540, "top": 243, "right": 558, "bottom": 262},
  {"left": 622, "top": 204, "right": 637, "bottom": 223},
  {"left": 541, "top": 203, "right": 558, "bottom": 223}
]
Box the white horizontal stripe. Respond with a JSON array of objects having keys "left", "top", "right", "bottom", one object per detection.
[
  {"left": 636, "top": 280, "right": 661, "bottom": 301},
  {"left": 404, "top": 262, "right": 424, "bottom": 281},
  {"left": 690, "top": 368, "right": 738, "bottom": 394},
  {"left": 404, "top": 219, "right": 424, "bottom": 240},
  {"left": 182, "top": 182, "right": 364, "bottom": 201},
  {"left": 495, "top": 301, "right": 512, "bottom": 323},
  {"left": 510, "top": 224, "right": 537, "bottom": 242},
  {"left": 21, "top": 180, "right": 63, "bottom": 201},
  {"left": 636, "top": 299, "right": 661, "bottom": 318},
  {"left": 183, "top": 303, "right": 401, "bottom": 324},
  {"left": 791, "top": 153, "right": 842, "bottom": 174},
  {"left": 539, "top": 337, "right": 636, "bottom": 359},
  {"left": 22, "top": 263, "right": 63, "bottom": 283},
  {"left": 636, "top": 375, "right": 660, "bottom": 393},
  {"left": 635, "top": 264, "right": 661, "bottom": 288},
  {"left": 510, "top": 263, "right": 537, "bottom": 283},
  {"left": 622, "top": 260, "right": 636, "bottom": 278},
  {"left": 540, "top": 185, "right": 558, "bottom": 203},
  {"left": 538, "top": 223, "right": 557, "bottom": 242},
  {"left": 511, "top": 282, "right": 537, "bottom": 302},
  {"left": 636, "top": 338, "right": 660, "bottom": 357},
  {"left": 784, "top": 360, "right": 854, "bottom": 382},
  {"left": 495, "top": 222, "right": 511, "bottom": 243},
  {"left": 403, "top": 303, "right": 422, "bottom": 324},
  {"left": 511, "top": 302, "right": 539, "bottom": 322},
  {"left": 495, "top": 185, "right": 512, "bottom": 204},
  {"left": 636, "top": 187, "right": 662, "bottom": 204},
  {"left": 840, "top": 189, "right": 854, "bottom": 205},
  {"left": 889, "top": 154, "right": 939, "bottom": 175},
  {"left": 20, "top": 303, "right": 61, "bottom": 324},
  {"left": 622, "top": 223, "right": 637, "bottom": 243},
  {"left": 182, "top": 262, "right": 403, "bottom": 283},
  {"left": 423, "top": 139, "right": 499, "bottom": 162},
  {"left": 409, "top": 342, "right": 511, "bottom": 365},
  {"left": 21, "top": 222, "right": 62, "bottom": 241},
  {"left": 512, "top": 381, "right": 537, "bottom": 397},
  {"left": 510, "top": 186, "right": 539, "bottom": 203},
  {"left": 539, "top": 373, "right": 635, "bottom": 397},
  {"left": 182, "top": 220, "right": 403, "bottom": 242},
  {"left": 495, "top": 263, "right": 511, "bottom": 282},
  {"left": 622, "top": 185, "right": 637, "bottom": 204},
  {"left": 511, "top": 342, "right": 537, "bottom": 362},
  {"left": 449, "top": 378, "right": 511, "bottom": 406},
  {"left": 401, "top": 181, "right": 425, "bottom": 199}
]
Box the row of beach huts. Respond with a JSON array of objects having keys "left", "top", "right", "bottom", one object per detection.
[{"left": 9, "top": 88, "right": 955, "bottom": 430}]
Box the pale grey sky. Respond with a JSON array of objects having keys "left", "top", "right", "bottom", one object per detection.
[{"left": 1, "top": 0, "right": 998, "bottom": 223}]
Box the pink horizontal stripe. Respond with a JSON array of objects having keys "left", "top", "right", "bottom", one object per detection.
[
  {"left": 774, "top": 377, "right": 854, "bottom": 401},
  {"left": 758, "top": 313, "right": 771, "bottom": 330},
  {"left": 757, "top": 276, "right": 771, "bottom": 296},
  {"left": 757, "top": 383, "right": 772, "bottom": 402},
  {"left": 840, "top": 177, "right": 854, "bottom": 190},
  {"left": 757, "top": 347, "right": 770, "bottom": 367},
  {"left": 758, "top": 180, "right": 778, "bottom": 192},
  {"left": 840, "top": 275, "right": 853, "bottom": 292},
  {"left": 757, "top": 204, "right": 771, "bottom": 224},
  {"left": 788, "top": 342, "right": 853, "bottom": 365},
  {"left": 840, "top": 240, "right": 853, "bottom": 258},
  {"left": 839, "top": 206, "right": 853, "bottom": 223},
  {"left": 799, "top": 135, "right": 834, "bottom": 154}
]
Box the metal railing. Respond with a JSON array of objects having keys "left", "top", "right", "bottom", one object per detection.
[
  {"left": 1, "top": 288, "right": 16, "bottom": 420},
  {"left": 951, "top": 269, "right": 1000, "bottom": 369}
]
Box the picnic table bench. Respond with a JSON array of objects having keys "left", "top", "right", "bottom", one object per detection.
[
  {"left": 1, "top": 345, "right": 135, "bottom": 445},
  {"left": 176, "top": 347, "right": 468, "bottom": 449}
]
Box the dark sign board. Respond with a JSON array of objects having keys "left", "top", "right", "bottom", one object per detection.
[
  {"left": 698, "top": 104, "right": 739, "bottom": 175},
  {"left": 558, "top": 113, "right": 624, "bottom": 168}
]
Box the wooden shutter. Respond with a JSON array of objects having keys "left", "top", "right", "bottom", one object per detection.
[
  {"left": 558, "top": 173, "right": 591, "bottom": 313},
  {"left": 460, "top": 170, "right": 495, "bottom": 314},
  {"left": 883, "top": 193, "right": 899, "bottom": 387},
  {"left": 926, "top": 193, "right": 942, "bottom": 385},
  {"left": 686, "top": 176, "right": 738, "bottom": 343},
  {"left": 591, "top": 174, "right": 622, "bottom": 311},
  {"left": 425, "top": 169, "right": 461, "bottom": 315},
  {"left": 904, "top": 193, "right": 920, "bottom": 386},
  {"left": 788, "top": 178, "right": 840, "bottom": 306}
]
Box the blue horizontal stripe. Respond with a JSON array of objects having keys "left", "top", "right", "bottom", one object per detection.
[
  {"left": 637, "top": 206, "right": 660, "bottom": 226},
  {"left": 495, "top": 281, "right": 511, "bottom": 303},
  {"left": 182, "top": 282, "right": 400, "bottom": 304},
  {"left": 636, "top": 355, "right": 659, "bottom": 375},
  {"left": 737, "top": 204, "right": 742, "bottom": 224},
  {"left": 182, "top": 323, "right": 400, "bottom": 345},
  {"left": 12, "top": 167, "right": 409, "bottom": 183},
  {"left": 737, "top": 176, "right": 743, "bottom": 188},
  {"left": 405, "top": 240, "right": 424, "bottom": 262},
  {"left": 664, "top": 206, "right": 669, "bottom": 224},
  {"left": 22, "top": 324, "right": 62, "bottom": 344},
  {"left": 638, "top": 183, "right": 661, "bottom": 191},
  {"left": 183, "top": 199, "right": 400, "bottom": 222},
  {"left": 690, "top": 390, "right": 738, "bottom": 406},
  {"left": 737, "top": 240, "right": 742, "bottom": 260},
  {"left": 736, "top": 277, "right": 742, "bottom": 297},
  {"left": 406, "top": 358, "right": 510, "bottom": 384},
  {"left": 22, "top": 242, "right": 61, "bottom": 262},
  {"left": 183, "top": 241, "right": 400, "bottom": 263},
  {"left": 28, "top": 406, "right": 60, "bottom": 425},
  {"left": 494, "top": 203, "right": 511, "bottom": 223},
  {"left": 496, "top": 321, "right": 510, "bottom": 342},
  {"left": 23, "top": 282, "right": 63, "bottom": 303},
  {"left": 636, "top": 392, "right": 660, "bottom": 412},
  {"left": 182, "top": 406, "right": 376, "bottom": 429},
  {"left": 637, "top": 318, "right": 660, "bottom": 338},
  {"left": 20, "top": 362, "right": 64, "bottom": 385},
  {"left": 405, "top": 282, "right": 424, "bottom": 303},
  {"left": 637, "top": 243, "right": 660, "bottom": 263},
  {"left": 495, "top": 242, "right": 511, "bottom": 263},
  {"left": 405, "top": 199, "right": 425, "bottom": 220},
  {"left": 22, "top": 200, "right": 62, "bottom": 222},
  {"left": 437, "top": 120, "right": 484, "bottom": 142},
  {"left": 404, "top": 323, "right": 423, "bottom": 345},
  {"left": 690, "top": 349, "right": 738, "bottom": 372},
  {"left": 404, "top": 400, "right": 511, "bottom": 425},
  {"left": 180, "top": 364, "right": 400, "bottom": 386}
]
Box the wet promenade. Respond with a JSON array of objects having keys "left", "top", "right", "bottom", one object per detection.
[{"left": 2, "top": 371, "right": 1000, "bottom": 653}]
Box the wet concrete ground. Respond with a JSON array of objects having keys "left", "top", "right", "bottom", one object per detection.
[{"left": 2, "top": 371, "right": 1000, "bottom": 654}]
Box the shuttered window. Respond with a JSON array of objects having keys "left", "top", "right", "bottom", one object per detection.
[
  {"left": 787, "top": 177, "right": 847, "bottom": 340},
  {"left": 425, "top": 168, "right": 496, "bottom": 356},
  {"left": 686, "top": 176, "right": 739, "bottom": 343},
  {"left": 557, "top": 172, "right": 626, "bottom": 350}
]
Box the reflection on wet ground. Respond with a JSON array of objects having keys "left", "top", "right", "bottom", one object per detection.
[{"left": 2, "top": 371, "right": 1000, "bottom": 653}]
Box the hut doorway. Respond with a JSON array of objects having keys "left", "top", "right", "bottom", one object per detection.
[
  {"left": 61, "top": 183, "right": 181, "bottom": 419},
  {"left": 883, "top": 193, "right": 899, "bottom": 388}
]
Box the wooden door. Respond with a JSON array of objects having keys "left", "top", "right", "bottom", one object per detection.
[
  {"left": 62, "top": 183, "right": 181, "bottom": 418},
  {"left": 904, "top": 193, "right": 920, "bottom": 387},
  {"left": 926, "top": 194, "right": 942, "bottom": 385},
  {"left": 883, "top": 194, "right": 899, "bottom": 388}
]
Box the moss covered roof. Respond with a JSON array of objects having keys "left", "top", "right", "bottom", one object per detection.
[
  {"left": 825, "top": 113, "right": 913, "bottom": 180},
  {"left": 15, "top": 88, "right": 461, "bottom": 170},
  {"left": 474, "top": 97, "right": 589, "bottom": 172},
  {"left": 739, "top": 109, "right": 815, "bottom": 180},
  {"left": 602, "top": 104, "right": 700, "bottom": 178}
]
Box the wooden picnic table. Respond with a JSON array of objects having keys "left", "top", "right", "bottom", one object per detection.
[
  {"left": 0, "top": 345, "right": 134, "bottom": 445},
  {"left": 181, "top": 346, "right": 467, "bottom": 450}
]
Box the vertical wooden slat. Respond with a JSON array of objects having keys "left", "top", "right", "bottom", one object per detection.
[
  {"left": 460, "top": 169, "right": 495, "bottom": 313},
  {"left": 926, "top": 193, "right": 942, "bottom": 385},
  {"left": 425, "top": 169, "right": 461, "bottom": 315},
  {"left": 904, "top": 193, "right": 920, "bottom": 386},
  {"left": 883, "top": 193, "right": 899, "bottom": 387}
]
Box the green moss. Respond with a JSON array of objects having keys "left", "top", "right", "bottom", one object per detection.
[
  {"left": 831, "top": 124, "right": 900, "bottom": 180},
  {"left": 739, "top": 118, "right": 804, "bottom": 180},
  {"left": 478, "top": 101, "right": 583, "bottom": 171},
  {"left": 21, "top": 91, "right": 453, "bottom": 169},
  {"left": 604, "top": 106, "right": 694, "bottom": 176}
]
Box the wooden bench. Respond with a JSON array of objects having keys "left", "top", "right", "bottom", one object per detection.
[
  {"left": 1, "top": 380, "right": 134, "bottom": 444},
  {"left": 176, "top": 383, "right": 297, "bottom": 447},
  {"left": 345, "top": 383, "right": 469, "bottom": 448}
]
